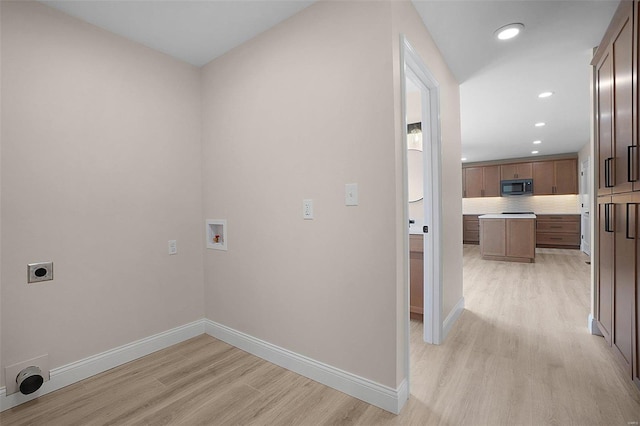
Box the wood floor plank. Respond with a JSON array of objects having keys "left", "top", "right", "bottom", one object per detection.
[{"left": 2, "top": 245, "right": 640, "bottom": 425}]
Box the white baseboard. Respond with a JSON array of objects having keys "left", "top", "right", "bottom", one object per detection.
[
  {"left": 0, "top": 320, "right": 205, "bottom": 412},
  {"left": 442, "top": 297, "right": 465, "bottom": 341},
  {"left": 2, "top": 318, "right": 409, "bottom": 415},
  {"left": 588, "top": 314, "right": 603, "bottom": 336},
  {"left": 204, "top": 319, "right": 407, "bottom": 414}
]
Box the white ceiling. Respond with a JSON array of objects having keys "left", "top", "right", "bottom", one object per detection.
[
  {"left": 413, "top": 0, "right": 618, "bottom": 162},
  {"left": 41, "top": 0, "right": 618, "bottom": 163},
  {"left": 42, "top": 0, "right": 315, "bottom": 67}
]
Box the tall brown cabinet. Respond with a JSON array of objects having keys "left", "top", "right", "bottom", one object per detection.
[{"left": 593, "top": 0, "right": 640, "bottom": 387}]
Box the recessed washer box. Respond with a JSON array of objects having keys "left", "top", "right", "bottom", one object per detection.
[{"left": 28, "top": 262, "right": 53, "bottom": 283}]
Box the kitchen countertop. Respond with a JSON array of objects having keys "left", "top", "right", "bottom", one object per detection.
[{"left": 479, "top": 214, "right": 537, "bottom": 219}]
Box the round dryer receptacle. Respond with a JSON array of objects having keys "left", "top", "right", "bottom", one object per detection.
[{"left": 16, "top": 366, "right": 44, "bottom": 395}]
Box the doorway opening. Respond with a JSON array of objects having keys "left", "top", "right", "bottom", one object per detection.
[{"left": 401, "top": 35, "right": 443, "bottom": 363}]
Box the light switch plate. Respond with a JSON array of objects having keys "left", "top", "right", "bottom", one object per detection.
[
  {"left": 168, "top": 240, "right": 177, "bottom": 255},
  {"left": 345, "top": 183, "right": 358, "bottom": 206}
]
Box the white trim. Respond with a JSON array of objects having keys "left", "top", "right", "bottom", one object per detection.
[
  {"left": 0, "top": 320, "right": 205, "bottom": 412},
  {"left": 588, "top": 314, "right": 603, "bottom": 336},
  {"left": 442, "top": 297, "right": 465, "bottom": 340},
  {"left": 204, "top": 319, "right": 407, "bottom": 414},
  {"left": 401, "top": 35, "right": 443, "bottom": 345}
]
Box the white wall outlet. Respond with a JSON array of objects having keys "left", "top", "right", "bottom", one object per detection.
[
  {"left": 168, "top": 240, "right": 177, "bottom": 255},
  {"left": 4, "top": 355, "right": 49, "bottom": 396},
  {"left": 27, "top": 262, "right": 53, "bottom": 283},
  {"left": 345, "top": 183, "right": 358, "bottom": 206},
  {"left": 303, "top": 199, "right": 314, "bottom": 219}
]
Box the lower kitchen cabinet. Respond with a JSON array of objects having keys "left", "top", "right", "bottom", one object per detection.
[
  {"left": 536, "top": 214, "right": 581, "bottom": 249},
  {"left": 597, "top": 193, "right": 639, "bottom": 382},
  {"left": 410, "top": 235, "right": 423, "bottom": 321},
  {"left": 463, "top": 215, "right": 480, "bottom": 244},
  {"left": 479, "top": 216, "right": 536, "bottom": 263}
]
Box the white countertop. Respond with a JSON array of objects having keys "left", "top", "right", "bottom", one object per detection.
[{"left": 479, "top": 214, "right": 537, "bottom": 219}]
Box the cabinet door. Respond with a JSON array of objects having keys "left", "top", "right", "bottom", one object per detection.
[
  {"left": 613, "top": 4, "right": 635, "bottom": 194},
  {"left": 596, "top": 50, "right": 614, "bottom": 196},
  {"left": 501, "top": 164, "right": 518, "bottom": 180},
  {"left": 598, "top": 200, "right": 614, "bottom": 344},
  {"left": 516, "top": 162, "right": 533, "bottom": 179},
  {"left": 480, "top": 219, "right": 506, "bottom": 256},
  {"left": 506, "top": 219, "right": 535, "bottom": 258},
  {"left": 465, "top": 167, "right": 483, "bottom": 198},
  {"left": 614, "top": 201, "right": 635, "bottom": 374},
  {"left": 462, "top": 168, "right": 466, "bottom": 198},
  {"left": 554, "top": 159, "right": 578, "bottom": 195},
  {"left": 533, "top": 161, "right": 555, "bottom": 195},
  {"left": 409, "top": 235, "right": 424, "bottom": 318},
  {"left": 483, "top": 166, "right": 501, "bottom": 197}
]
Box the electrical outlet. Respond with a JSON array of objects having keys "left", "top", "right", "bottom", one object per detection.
[
  {"left": 168, "top": 240, "right": 177, "bottom": 255},
  {"left": 303, "top": 199, "right": 314, "bottom": 219},
  {"left": 27, "top": 262, "right": 53, "bottom": 283}
]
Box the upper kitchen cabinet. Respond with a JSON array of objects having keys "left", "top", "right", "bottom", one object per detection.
[
  {"left": 532, "top": 159, "right": 578, "bottom": 195},
  {"left": 463, "top": 165, "right": 500, "bottom": 198},
  {"left": 593, "top": 0, "right": 636, "bottom": 195},
  {"left": 501, "top": 162, "right": 532, "bottom": 180}
]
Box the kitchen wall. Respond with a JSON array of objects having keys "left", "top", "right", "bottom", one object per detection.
[
  {"left": 201, "top": 0, "right": 462, "bottom": 391},
  {"left": 462, "top": 194, "right": 581, "bottom": 215},
  {"left": 1, "top": 1, "right": 205, "bottom": 386}
]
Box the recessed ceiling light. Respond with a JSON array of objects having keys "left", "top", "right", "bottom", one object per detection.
[
  {"left": 535, "top": 122, "right": 546, "bottom": 127},
  {"left": 494, "top": 23, "right": 524, "bottom": 41},
  {"left": 533, "top": 140, "right": 542, "bottom": 144},
  {"left": 461, "top": 157, "right": 467, "bottom": 161},
  {"left": 532, "top": 150, "right": 539, "bottom": 154},
  {"left": 538, "top": 91, "right": 554, "bottom": 98}
]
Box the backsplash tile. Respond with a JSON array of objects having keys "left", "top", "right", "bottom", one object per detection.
[{"left": 463, "top": 195, "right": 580, "bottom": 215}]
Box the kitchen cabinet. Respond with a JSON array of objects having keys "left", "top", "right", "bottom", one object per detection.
[
  {"left": 532, "top": 159, "right": 577, "bottom": 195},
  {"left": 594, "top": 0, "right": 640, "bottom": 389},
  {"left": 596, "top": 195, "right": 637, "bottom": 375},
  {"left": 535, "top": 214, "right": 581, "bottom": 249},
  {"left": 463, "top": 165, "right": 500, "bottom": 198},
  {"left": 479, "top": 215, "right": 536, "bottom": 263},
  {"left": 501, "top": 162, "right": 532, "bottom": 180},
  {"left": 613, "top": 195, "right": 635, "bottom": 374},
  {"left": 597, "top": 198, "right": 614, "bottom": 345},
  {"left": 463, "top": 215, "right": 480, "bottom": 244},
  {"left": 594, "top": 0, "right": 636, "bottom": 196},
  {"left": 410, "top": 235, "right": 423, "bottom": 320}
]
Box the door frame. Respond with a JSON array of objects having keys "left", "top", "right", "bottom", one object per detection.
[{"left": 401, "top": 35, "right": 443, "bottom": 354}]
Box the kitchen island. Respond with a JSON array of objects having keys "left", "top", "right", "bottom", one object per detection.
[{"left": 479, "top": 214, "right": 536, "bottom": 263}]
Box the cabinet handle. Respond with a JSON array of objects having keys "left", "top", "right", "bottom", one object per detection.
[
  {"left": 628, "top": 146, "right": 638, "bottom": 182},
  {"left": 605, "top": 203, "right": 614, "bottom": 233},
  {"left": 605, "top": 158, "right": 614, "bottom": 187},
  {"left": 550, "top": 225, "right": 562, "bottom": 229},
  {"left": 550, "top": 237, "right": 563, "bottom": 240},
  {"left": 626, "top": 203, "right": 636, "bottom": 239}
]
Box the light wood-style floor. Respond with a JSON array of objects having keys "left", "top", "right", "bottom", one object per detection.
[{"left": 3, "top": 245, "right": 640, "bottom": 425}]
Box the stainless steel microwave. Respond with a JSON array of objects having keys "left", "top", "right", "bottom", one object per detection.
[{"left": 501, "top": 179, "right": 533, "bottom": 196}]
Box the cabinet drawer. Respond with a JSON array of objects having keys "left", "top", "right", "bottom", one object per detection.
[
  {"left": 536, "top": 221, "right": 580, "bottom": 233},
  {"left": 464, "top": 220, "right": 480, "bottom": 231},
  {"left": 463, "top": 230, "right": 479, "bottom": 242},
  {"left": 536, "top": 214, "right": 580, "bottom": 222},
  {"left": 536, "top": 232, "right": 580, "bottom": 246}
]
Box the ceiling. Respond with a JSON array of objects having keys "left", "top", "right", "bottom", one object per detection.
[{"left": 41, "top": 0, "right": 618, "bottom": 163}]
